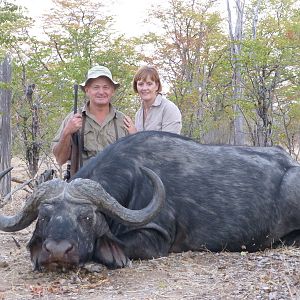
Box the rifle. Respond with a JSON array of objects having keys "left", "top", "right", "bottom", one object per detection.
[{"left": 69, "top": 84, "right": 81, "bottom": 178}]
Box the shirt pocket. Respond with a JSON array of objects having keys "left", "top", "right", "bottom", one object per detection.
[
  {"left": 83, "top": 129, "right": 98, "bottom": 159},
  {"left": 106, "top": 130, "right": 118, "bottom": 145}
]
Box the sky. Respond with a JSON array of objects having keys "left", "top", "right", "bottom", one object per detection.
[{"left": 13, "top": 0, "right": 167, "bottom": 37}]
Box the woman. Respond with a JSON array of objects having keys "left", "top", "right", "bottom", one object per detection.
[{"left": 124, "top": 66, "right": 182, "bottom": 134}]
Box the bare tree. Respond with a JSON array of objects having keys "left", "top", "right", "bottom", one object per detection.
[
  {"left": 15, "top": 83, "right": 41, "bottom": 177},
  {"left": 148, "top": 0, "right": 227, "bottom": 142},
  {"left": 227, "top": 0, "right": 245, "bottom": 145},
  {"left": 249, "top": 0, "right": 274, "bottom": 146},
  {"left": 0, "top": 56, "right": 12, "bottom": 197}
]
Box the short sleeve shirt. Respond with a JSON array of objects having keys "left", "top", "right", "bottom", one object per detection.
[
  {"left": 52, "top": 103, "right": 128, "bottom": 163},
  {"left": 135, "top": 94, "right": 182, "bottom": 134}
]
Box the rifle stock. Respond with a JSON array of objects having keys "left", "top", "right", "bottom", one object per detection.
[{"left": 70, "top": 84, "right": 81, "bottom": 177}]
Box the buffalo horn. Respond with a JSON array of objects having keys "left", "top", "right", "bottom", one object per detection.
[
  {"left": 69, "top": 167, "right": 165, "bottom": 226},
  {"left": 0, "top": 179, "right": 66, "bottom": 232}
]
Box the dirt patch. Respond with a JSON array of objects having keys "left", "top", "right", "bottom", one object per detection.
[
  {"left": 0, "top": 159, "right": 299, "bottom": 299},
  {"left": 0, "top": 230, "right": 299, "bottom": 300}
]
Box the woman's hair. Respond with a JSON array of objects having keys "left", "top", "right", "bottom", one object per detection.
[{"left": 133, "top": 66, "right": 162, "bottom": 93}]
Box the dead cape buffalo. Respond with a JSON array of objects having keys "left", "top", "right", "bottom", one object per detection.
[{"left": 1, "top": 131, "right": 300, "bottom": 271}]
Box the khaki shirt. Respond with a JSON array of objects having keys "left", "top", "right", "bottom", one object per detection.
[
  {"left": 52, "top": 103, "right": 128, "bottom": 164},
  {"left": 135, "top": 94, "right": 182, "bottom": 134}
]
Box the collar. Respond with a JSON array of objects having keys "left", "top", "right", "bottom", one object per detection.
[
  {"left": 145, "top": 93, "right": 163, "bottom": 108},
  {"left": 153, "top": 93, "right": 163, "bottom": 106}
]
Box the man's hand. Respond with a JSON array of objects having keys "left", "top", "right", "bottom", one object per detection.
[
  {"left": 64, "top": 113, "right": 83, "bottom": 135},
  {"left": 53, "top": 113, "right": 82, "bottom": 166}
]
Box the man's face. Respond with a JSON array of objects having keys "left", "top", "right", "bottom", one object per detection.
[{"left": 85, "top": 77, "right": 115, "bottom": 106}]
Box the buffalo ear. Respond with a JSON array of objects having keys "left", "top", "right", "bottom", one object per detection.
[
  {"left": 93, "top": 236, "right": 129, "bottom": 269},
  {"left": 27, "top": 235, "right": 43, "bottom": 271}
]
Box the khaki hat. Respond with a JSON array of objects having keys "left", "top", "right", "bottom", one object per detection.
[{"left": 80, "top": 65, "right": 120, "bottom": 91}]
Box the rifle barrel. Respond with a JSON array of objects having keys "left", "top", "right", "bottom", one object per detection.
[{"left": 73, "top": 84, "right": 79, "bottom": 114}]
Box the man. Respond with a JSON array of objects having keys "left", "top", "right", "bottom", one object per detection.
[{"left": 52, "top": 65, "right": 128, "bottom": 173}]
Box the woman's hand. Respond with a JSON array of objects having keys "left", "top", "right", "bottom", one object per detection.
[{"left": 124, "top": 116, "right": 137, "bottom": 134}]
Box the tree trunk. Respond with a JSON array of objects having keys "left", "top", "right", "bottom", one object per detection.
[
  {"left": 251, "top": 0, "right": 273, "bottom": 147},
  {"left": 227, "top": 0, "right": 245, "bottom": 145},
  {"left": 0, "top": 56, "right": 12, "bottom": 197},
  {"left": 25, "top": 84, "right": 40, "bottom": 177}
]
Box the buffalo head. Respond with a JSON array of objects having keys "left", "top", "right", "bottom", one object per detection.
[{"left": 0, "top": 166, "right": 165, "bottom": 271}]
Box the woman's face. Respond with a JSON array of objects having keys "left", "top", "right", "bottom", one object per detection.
[{"left": 136, "top": 76, "right": 159, "bottom": 104}]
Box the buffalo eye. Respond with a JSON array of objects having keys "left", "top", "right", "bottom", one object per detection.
[
  {"left": 78, "top": 213, "right": 93, "bottom": 225},
  {"left": 38, "top": 213, "right": 50, "bottom": 223},
  {"left": 38, "top": 204, "right": 53, "bottom": 223}
]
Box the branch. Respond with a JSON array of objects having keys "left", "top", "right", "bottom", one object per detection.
[{"left": 0, "top": 178, "right": 33, "bottom": 208}]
